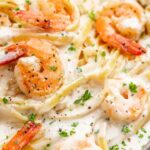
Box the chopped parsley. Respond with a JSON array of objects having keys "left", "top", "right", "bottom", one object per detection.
[
  {"left": 70, "top": 129, "right": 76, "bottom": 135},
  {"left": 49, "top": 66, "right": 57, "bottom": 71},
  {"left": 2, "top": 97, "right": 8, "bottom": 104},
  {"left": 100, "top": 51, "right": 106, "bottom": 57},
  {"left": 122, "top": 125, "right": 130, "bottom": 134},
  {"left": 129, "top": 82, "right": 137, "bottom": 93},
  {"left": 15, "top": 7, "right": 20, "bottom": 11},
  {"left": 138, "top": 133, "right": 144, "bottom": 139},
  {"left": 71, "top": 122, "right": 79, "bottom": 127},
  {"left": 25, "top": 0, "right": 31, "bottom": 5},
  {"left": 141, "top": 128, "right": 147, "bottom": 133},
  {"left": 88, "top": 11, "right": 96, "bottom": 21},
  {"left": 68, "top": 43, "right": 76, "bottom": 51},
  {"left": 59, "top": 130, "right": 69, "bottom": 137},
  {"left": 74, "top": 90, "right": 92, "bottom": 105},
  {"left": 109, "top": 144, "right": 119, "bottom": 150},
  {"left": 121, "top": 141, "right": 126, "bottom": 146},
  {"left": 28, "top": 113, "right": 36, "bottom": 122}
]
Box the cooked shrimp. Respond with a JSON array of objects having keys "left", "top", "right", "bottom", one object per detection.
[
  {"left": 0, "top": 39, "right": 63, "bottom": 98},
  {"left": 101, "top": 77, "right": 147, "bottom": 123},
  {"left": 14, "top": 0, "right": 72, "bottom": 32},
  {"left": 96, "top": 0, "right": 146, "bottom": 55},
  {"left": 2, "top": 122, "right": 41, "bottom": 150}
]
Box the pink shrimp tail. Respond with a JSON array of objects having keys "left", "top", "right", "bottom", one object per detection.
[
  {"left": 107, "top": 34, "right": 146, "bottom": 55},
  {"left": 0, "top": 44, "right": 27, "bottom": 66}
]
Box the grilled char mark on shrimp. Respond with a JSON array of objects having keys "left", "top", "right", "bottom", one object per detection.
[
  {"left": 96, "top": 1, "right": 146, "bottom": 56},
  {"left": 0, "top": 40, "right": 63, "bottom": 98}
]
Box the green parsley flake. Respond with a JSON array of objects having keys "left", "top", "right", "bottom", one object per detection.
[
  {"left": 25, "top": 0, "right": 31, "bottom": 5},
  {"left": 129, "top": 82, "right": 137, "bottom": 93},
  {"left": 88, "top": 11, "right": 96, "bottom": 21},
  {"left": 138, "top": 134, "right": 144, "bottom": 139},
  {"left": 28, "top": 113, "right": 36, "bottom": 122},
  {"left": 59, "top": 130, "right": 69, "bottom": 137},
  {"left": 49, "top": 66, "right": 57, "bottom": 71},
  {"left": 141, "top": 128, "right": 147, "bottom": 133},
  {"left": 2, "top": 97, "right": 8, "bottom": 104},
  {"left": 15, "top": 7, "right": 20, "bottom": 11},
  {"left": 101, "top": 51, "right": 106, "bottom": 57},
  {"left": 68, "top": 43, "right": 76, "bottom": 51},
  {"left": 70, "top": 129, "right": 76, "bottom": 135},
  {"left": 71, "top": 122, "right": 79, "bottom": 127},
  {"left": 122, "top": 125, "right": 130, "bottom": 134},
  {"left": 109, "top": 144, "right": 119, "bottom": 150},
  {"left": 121, "top": 141, "right": 126, "bottom": 146},
  {"left": 74, "top": 90, "right": 92, "bottom": 105}
]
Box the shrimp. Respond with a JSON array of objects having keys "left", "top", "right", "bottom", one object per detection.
[
  {"left": 2, "top": 122, "right": 41, "bottom": 150},
  {"left": 101, "top": 77, "right": 147, "bottom": 123},
  {"left": 96, "top": 0, "right": 146, "bottom": 56},
  {"left": 0, "top": 39, "right": 63, "bottom": 98},
  {"left": 14, "top": 0, "right": 72, "bottom": 32}
]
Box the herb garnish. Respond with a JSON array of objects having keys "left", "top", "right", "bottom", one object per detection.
[
  {"left": 109, "top": 144, "right": 119, "bottom": 150},
  {"left": 28, "top": 113, "right": 36, "bottom": 122},
  {"left": 49, "top": 66, "right": 57, "bottom": 71},
  {"left": 129, "top": 82, "right": 137, "bottom": 93},
  {"left": 59, "top": 130, "right": 69, "bottom": 137},
  {"left": 74, "top": 90, "right": 92, "bottom": 105},
  {"left": 2, "top": 97, "right": 8, "bottom": 104},
  {"left": 25, "top": 0, "right": 31, "bottom": 5},
  {"left": 100, "top": 51, "right": 106, "bottom": 57},
  {"left": 88, "top": 11, "right": 96, "bottom": 21},
  {"left": 68, "top": 43, "right": 76, "bottom": 51},
  {"left": 122, "top": 125, "right": 130, "bottom": 134},
  {"left": 71, "top": 122, "right": 79, "bottom": 127}
]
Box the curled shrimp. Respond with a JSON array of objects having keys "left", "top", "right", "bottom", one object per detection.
[
  {"left": 101, "top": 77, "right": 147, "bottom": 123},
  {"left": 14, "top": 0, "right": 72, "bottom": 32},
  {"left": 96, "top": 0, "right": 146, "bottom": 56},
  {"left": 2, "top": 122, "right": 41, "bottom": 150},
  {"left": 0, "top": 39, "right": 63, "bottom": 98}
]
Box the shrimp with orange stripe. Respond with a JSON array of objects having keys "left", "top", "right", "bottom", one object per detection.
[
  {"left": 96, "top": 0, "right": 146, "bottom": 56},
  {"left": 2, "top": 122, "right": 41, "bottom": 150},
  {"left": 14, "top": 0, "right": 73, "bottom": 32},
  {"left": 0, "top": 39, "right": 63, "bottom": 98}
]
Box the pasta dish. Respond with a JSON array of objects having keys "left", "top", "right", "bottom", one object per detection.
[{"left": 0, "top": 0, "right": 150, "bottom": 149}]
